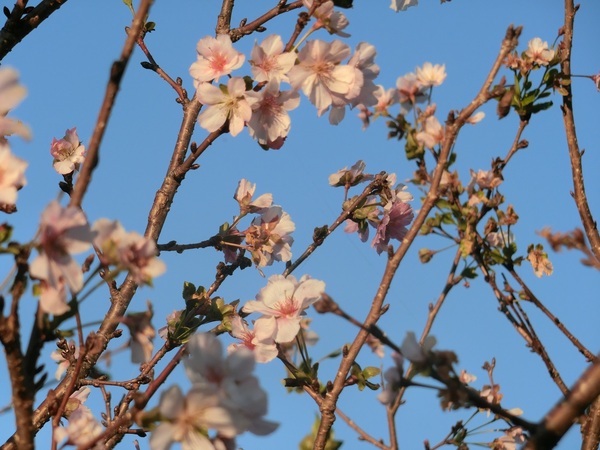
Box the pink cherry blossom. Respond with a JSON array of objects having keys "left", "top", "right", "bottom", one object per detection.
[
  {"left": 183, "top": 333, "right": 279, "bottom": 436},
  {"left": 372, "top": 199, "right": 414, "bottom": 254},
  {"left": 121, "top": 302, "right": 155, "bottom": 363},
  {"left": 0, "top": 67, "right": 31, "bottom": 141},
  {"left": 288, "top": 39, "right": 359, "bottom": 116},
  {"left": 243, "top": 205, "right": 295, "bottom": 267},
  {"left": 396, "top": 72, "right": 427, "bottom": 113},
  {"left": 50, "top": 127, "right": 85, "bottom": 174},
  {"left": 196, "top": 77, "right": 252, "bottom": 137},
  {"left": 234, "top": 179, "right": 273, "bottom": 214},
  {"left": 525, "top": 37, "right": 555, "bottom": 66},
  {"left": 242, "top": 274, "right": 325, "bottom": 343},
  {"left": 246, "top": 81, "right": 300, "bottom": 147},
  {"left": 416, "top": 115, "right": 444, "bottom": 149},
  {"left": 29, "top": 201, "right": 94, "bottom": 315},
  {"left": 304, "top": 0, "right": 350, "bottom": 37},
  {"left": 329, "top": 160, "right": 373, "bottom": 187},
  {"left": 227, "top": 315, "right": 278, "bottom": 363},
  {"left": 416, "top": 62, "right": 447, "bottom": 87},
  {"left": 189, "top": 34, "right": 245, "bottom": 85},
  {"left": 54, "top": 390, "right": 103, "bottom": 449},
  {"left": 0, "top": 142, "right": 27, "bottom": 206},
  {"left": 249, "top": 35, "right": 296, "bottom": 84},
  {"left": 150, "top": 385, "right": 239, "bottom": 450},
  {"left": 93, "top": 218, "right": 166, "bottom": 285}
]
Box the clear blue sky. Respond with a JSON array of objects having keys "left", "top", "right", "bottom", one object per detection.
[{"left": 1, "top": 1, "right": 599, "bottom": 449}]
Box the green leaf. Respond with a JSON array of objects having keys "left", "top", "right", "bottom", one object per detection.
[
  {"left": 182, "top": 281, "right": 196, "bottom": 301},
  {"left": 530, "top": 101, "right": 553, "bottom": 114},
  {"left": 122, "top": 0, "right": 134, "bottom": 15}
]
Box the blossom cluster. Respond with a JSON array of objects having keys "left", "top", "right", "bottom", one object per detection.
[
  {"left": 189, "top": 4, "right": 381, "bottom": 149},
  {"left": 0, "top": 68, "right": 30, "bottom": 212},
  {"left": 150, "top": 332, "right": 278, "bottom": 450},
  {"left": 219, "top": 179, "right": 294, "bottom": 268},
  {"left": 504, "top": 37, "right": 556, "bottom": 73},
  {"left": 29, "top": 201, "right": 166, "bottom": 315},
  {"left": 331, "top": 161, "right": 415, "bottom": 254}
]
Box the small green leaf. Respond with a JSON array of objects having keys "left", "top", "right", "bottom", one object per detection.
[{"left": 122, "top": 0, "right": 134, "bottom": 15}]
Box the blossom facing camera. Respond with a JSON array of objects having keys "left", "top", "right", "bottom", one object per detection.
[
  {"left": 189, "top": 34, "right": 245, "bottom": 85},
  {"left": 50, "top": 127, "right": 85, "bottom": 175}
]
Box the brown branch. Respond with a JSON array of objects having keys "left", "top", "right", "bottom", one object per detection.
[
  {"left": 0, "top": 0, "right": 68, "bottom": 61},
  {"left": 312, "top": 25, "right": 523, "bottom": 450},
  {"left": 336, "top": 407, "right": 387, "bottom": 449},
  {"left": 230, "top": 0, "right": 303, "bottom": 42},
  {"left": 525, "top": 357, "right": 600, "bottom": 449},
  {"left": 69, "top": 1, "right": 152, "bottom": 209},
  {"left": 560, "top": 1, "right": 600, "bottom": 263}
]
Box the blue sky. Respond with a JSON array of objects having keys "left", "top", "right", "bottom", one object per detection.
[{"left": 0, "top": 1, "right": 599, "bottom": 449}]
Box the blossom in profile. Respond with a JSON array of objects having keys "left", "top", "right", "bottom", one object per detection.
[
  {"left": 246, "top": 81, "right": 300, "bottom": 147},
  {"left": 122, "top": 302, "right": 155, "bottom": 363},
  {"left": 50, "top": 128, "right": 85, "bottom": 174},
  {"left": 189, "top": 34, "right": 245, "bottom": 85},
  {"left": 390, "top": 0, "right": 418, "bottom": 12},
  {"left": 304, "top": 0, "right": 350, "bottom": 37},
  {"left": 234, "top": 179, "right": 272, "bottom": 214},
  {"left": 54, "top": 389, "right": 103, "bottom": 449},
  {"left": 525, "top": 37, "right": 555, "bottom": 66},
  {"left": 377, "top": 352, "right": 404, "bottom": 404},
  {"left": 416, "top": 115, "right": 444, "bottom": 149},
  {"left": 243, "top": 206, "right": 295, "bottom": 267},
  {"left": 527, "top": 244, "right": 553, "bottom": 277},
  {"left": 372, "top": 199, "right": 414, "bottom": 254},
  {"left": 242, "top": 274, "right": 325, "bottom": 343},
  {"left": 416, "top": 62, "right": 447, "bottom": 87},
  {"left": 400, "top": 331, "right": 436, "bottom": 364},
  {"left": 288, "top": 39, "right": 359, "bottom": 116},
  {"left": 29, "top": 201, "right": 94, "bottom": 315},
  {"left": 0, "top": 142, "right": 27, "bottom": 207},
  {"left": 396, "top": 72, "right": 427, "bottom": 113},
  {"left": 0, "top": 67, "right": 31, "bottom": 141},
  {"left": 329, "top": 160, "right": 373, "bottom": 187},
  {"left": 468, "top": 169, "right": 502, "bottom": 191},
  {"left": 249, "top": 35, "right": 297, "bottom": 84},
  {"left": 92, "top": 218, "right": 166, "bottom": 285},
  {"left": 227, "top": 315, "right": 278, "bottom": 363},
  {"left": 196, "top": 77, "right": 252, "bottom": 137}
]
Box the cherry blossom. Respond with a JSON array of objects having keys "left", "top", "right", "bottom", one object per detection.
[
  {"left": 93, "top": 218, "right": 166, "bottom": 285},
  {"left": 390, "top": 0, "right": 418, "bottom": 12},
  {"left": 54, "top": 390, "right": 103, "bottom": 449},
  {"left": 329, "top": 160, "right": 374, "bottom": 187},
  {"left": 527, "top": 244, "right": 553, "bottom": 277},
  {"left": 372, "top": 199, "right": 414, "bottom": 254},
  {"left": 525, "top": 37, "right": 555, "bottom": 66},
  {"left": 50, "top": 128, "right": 85, "bottom": 175},
  {"left": 242, "top": 274, "right": 325, "bottom": 343},
  {"left": 0, "top": 67, "right": 31, "bottom": 141},
  {"left": 396, "top": 72, "right": 427, "bottom": 113},
  {"left": 288, "top": 39, "right": 360, "bottom": 116},
  {"left": 468, "top": 169, "right": 503, "bottom": 190},
  {"left": 243, "top": 205, "right": 295, "bottom": 267},
  {"left": 189, "top": 34, "right": 245, "bottom": 85},
  {"left": 121, "top": 302, "right": 155, "bottom": 363},
  {"left": 304, "top": 0, "right": 350, "bottom": 37},
  {"left": 183, "top": 333, "right": 279, "bottom": 436},
  {"left": 377, "top": 352, "right": 404, "bottom": 404},
  {"left": 29, "top": 201, "right": 94, "bottom": 315},
  {"left": 249, "top": 35, "right": 296, "bottom": 84},
  {"left": 234, "top": 179, "right": 272, "bottom": 214},
  {"left": 416, "top": 115, "right": 444, "bottom": 149},
  {"left": 227, "top": 315, "right": 278, "bottom": 363},
  {"left": 416, "top": 62, "right": 447, "bottom": 87},
  {"left": 196, "top": 77, "right": 252, "bottom": 137},
  {"left": 246, "top": 81, "right": 300, "bottom": 147},
  {"left": 0, "top": 142, "right": 27, "bottom": 206},
  {"left": 400, "top": 331, "right": 436, "bottom": 364},
  {"left": 150, "top": 385, "right": 239, "bottom": 450}
]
